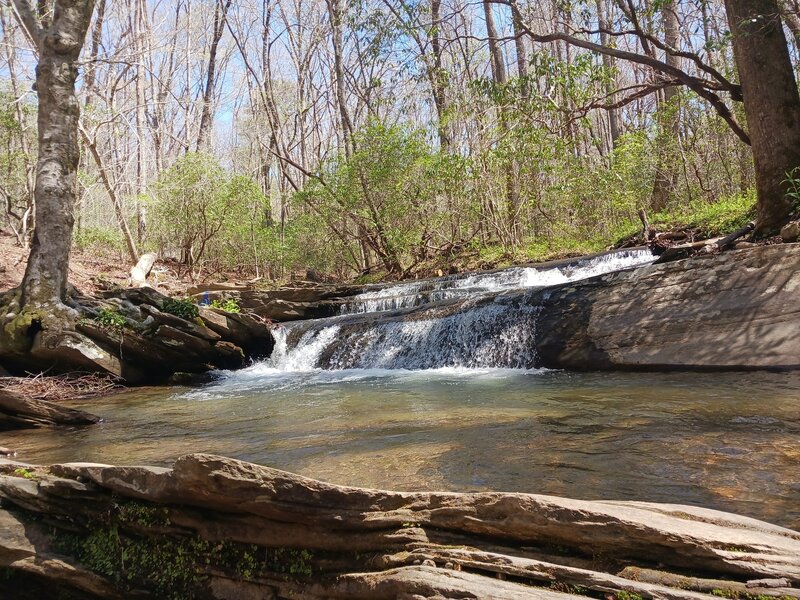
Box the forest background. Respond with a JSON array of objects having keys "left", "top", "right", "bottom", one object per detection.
[{"left": 0, "top": 0, "right": 786, "bottom": 282}]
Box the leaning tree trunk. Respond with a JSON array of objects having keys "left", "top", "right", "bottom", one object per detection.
[
  {"left": 2, "top": 0, "right": 97, "bottom": 353},
  {"left": 725, "top": 0, "right": 800, "bottom": 232}
]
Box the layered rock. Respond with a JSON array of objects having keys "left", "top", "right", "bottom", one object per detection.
[
  {"left": 535, "top": 242, "right": 800, "bottom": 370},
  {"left": 0, "top": 286, "right": 275, "bottom": 383},
  {"left": 0, "top": 454, "right": 798, "bottom": 599}
]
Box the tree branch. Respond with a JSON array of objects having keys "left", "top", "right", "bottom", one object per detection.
[
  {"left": 494, "top": 0, "right": 751, "bottom": 145},
  {"left": 10, "top": 0, "right": 43, "bottom": 48}
]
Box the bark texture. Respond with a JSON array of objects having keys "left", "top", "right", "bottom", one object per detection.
[
  {"left": 725, "top": 0, "right": 800, "bottom": 232},
  {"left": 15, "top": 0, "right": 96, "bottom": 308}
]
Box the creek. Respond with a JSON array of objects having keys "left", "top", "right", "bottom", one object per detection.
[{"left": 4, "top": 248, "right": 799, "bottom": 530}]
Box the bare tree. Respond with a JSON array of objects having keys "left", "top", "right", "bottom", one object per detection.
[{"left": 3, "top": 0, "right": 97, "bottom": 347}]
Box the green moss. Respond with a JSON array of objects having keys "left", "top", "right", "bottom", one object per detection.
[
  {"left": 115, "top": 500, "right": 171, "bottom": 527},
  {"left": 710, "top": 588, "right": 791, "bottom": 600},
  {"left": 616, "top": 591, "right": 645, "bottom": 600},
  {"left": 12, "top": 468, "right": 37, "bottom": 480},
  {"left": 50, "top": 498, "right": 315, "bottom": 599},
  {"left": 2, "top": 309, "right": 46, "bottom": 353}
]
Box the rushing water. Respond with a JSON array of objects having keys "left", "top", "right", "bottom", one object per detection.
[
  {"left": 3, "top": 249, "right": 798, "bottom": 529},
  {"left": 339, "top": 248, "right": 655, "bottom": 314},
  {"left": 4, "top": 368, "right": 800, "bottom": 529},
  {"left": 277, "top": 248, "right": 655, "bottom": 370}
]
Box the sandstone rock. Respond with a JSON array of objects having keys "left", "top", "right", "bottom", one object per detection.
[
  {"left": 0, "top": 508, "right": 123, "bottom": 599},
  {"left": 536, "top": 243, "right": 800, "bottom": 370},
  {"left": 1, "top": 454, "right": 799, "bottom": 599},
  {"left": 198, "top": 308, "right": 274, "bottom": 357},
  {"left": 781, "top": 221, "right": 800, "bottom": 243}
]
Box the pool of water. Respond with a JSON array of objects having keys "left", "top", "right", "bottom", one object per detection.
[{"left": 4, "top": 366, "right": 799, "bottom": 529}]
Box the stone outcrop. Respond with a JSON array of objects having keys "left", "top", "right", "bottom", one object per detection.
[
  {"left": 535, "top": 243, "right": 800, "bottom": 370},
  {"left": 0, "top": 389, "right": 100, "bottom": 429},
  {"left": 0, "top": 453, "right": 798, "bottom": 599},
  {"left": 0, "top": 286, "right": 275, "bottom": 383}
]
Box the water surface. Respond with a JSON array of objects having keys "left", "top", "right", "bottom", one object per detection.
[{"left": 4, "top": 366, "right": 799, "bottom": 530}]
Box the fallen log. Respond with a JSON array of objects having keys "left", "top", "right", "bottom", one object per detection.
[
  {"left": 0, "top": 454, "right": 798, "bottom": 599},
  {"left": 0, "top": 389, "right": 100, "bottom": 429},
  {"left": 128, "top": 252, "right": 157, "bottom": 288}
]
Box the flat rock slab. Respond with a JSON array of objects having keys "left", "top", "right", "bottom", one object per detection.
[
  {"left": 535, "top": 243, "right": 800, "bottom": 370},
  {"left": 0, "top": 453, "right": 797, "bottom": 599}
]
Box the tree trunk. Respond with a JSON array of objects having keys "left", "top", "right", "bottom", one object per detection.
[
  {"left": 13, "top": 0, "right": 96, "bottom": 311},
  {"left": 327, "top": 0, "right": 354, "bottom": 157},
  {"left": 483, "top": 0, "right": 507, "bottom": 85},
  {"left": 725, "top": 0, "right": 800, "bottom": 232},
  {"left": 196, "top": 0, "right": 232, "bottom": 150},
  {"left": 430, "top": 0, "right": 450, "bottom": 150},
  {"left": 596, "top": 0, "right": 620, "bottom": 149},
  {"left": 650, "top": 0, "right": 681, "bottom": 212}
]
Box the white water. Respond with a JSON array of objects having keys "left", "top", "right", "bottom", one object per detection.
[
  {"left": 339, "top": 248, "right": 654, "bottom": 314},
  {"left": 257, "top": 248, "right": 654, "bottom": 373}
]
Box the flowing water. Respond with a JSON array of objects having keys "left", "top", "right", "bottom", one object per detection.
[
  {"left": 4, "top": 369, "right": 799, "bottom": 529},
  {"left": 3, "top": 249, "right": 799, "bottom": 529}
]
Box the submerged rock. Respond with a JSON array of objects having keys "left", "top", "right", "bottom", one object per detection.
[{"left": 0, "top": 454, "right": 798, "bottom": 598}]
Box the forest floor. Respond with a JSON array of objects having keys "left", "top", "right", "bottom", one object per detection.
[{"left": 0, "top": 232, "right": 202, "bottom": 296}]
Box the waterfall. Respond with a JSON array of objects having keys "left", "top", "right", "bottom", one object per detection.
[
  {"left": 338, "top": 248, "right": 654, "bottom": 315},
  {"left": 266, "top": 248, "right": 654, "bottom": 372}
]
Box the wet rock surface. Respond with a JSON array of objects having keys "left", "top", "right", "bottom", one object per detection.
[
  {"left": 0, "top": 453, "right": 798, "bottom": 599},
  {"left": 0, "top": 389, "right": 100, "bottom": 430}
]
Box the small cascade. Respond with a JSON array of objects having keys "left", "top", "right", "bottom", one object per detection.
[
  {"left": 339, "top": 248, "right": 654, "bottom": 315},
  {"left": 267, "top": 248, "right": 654, "bottom": 372},
  {"left": 269, "top": 294, "right": 542, "bottom": 370}
]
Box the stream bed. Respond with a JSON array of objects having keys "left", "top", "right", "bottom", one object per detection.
[{"left": 4, "top": 366, "right": 800, "bottom": 530}]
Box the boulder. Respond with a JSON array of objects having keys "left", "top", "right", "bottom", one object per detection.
[{"left": 781, "top": 221, "right": 800, "bottom": 243}]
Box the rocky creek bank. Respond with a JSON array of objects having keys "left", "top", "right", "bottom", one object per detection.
[
  {"left": 0, "top": 453, "right": 798, "bottom": 599},
  {"left": 0, "top": 287, "right": 275, "bottom": 384}
]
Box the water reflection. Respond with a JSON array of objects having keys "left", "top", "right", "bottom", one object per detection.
[{"left": 2, "top": 368, "right": 799, "bottom": 529}]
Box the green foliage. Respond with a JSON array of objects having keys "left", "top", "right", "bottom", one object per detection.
[
  {"left": 615, "top": 591, "right": 644, "bottom": 600},
  {"left": 295, "top": 121, "right": 474, "bottom": 274},
  {"left": 162, "top": 298, "right": 199, "bottom": 320},
  {"left": 783, "top": 167, "right": 800, "bottom": 214},
  {"left": 116, "top": 500, "right": 171, "bottom": 527},
  {"left": 13, "top": 467, "right": 36, "bottom": 480},
  {"left": 94, "top": 308, "right": 128, "bottom": 332},
  {"left": 210, "top": 298, "right": 240, "bottom": 313},
  {"left": 149, "top": 153, "right": 270, "bottom": 274},
  {"left": 74, "top": 227, "right": 126, "bottom": 254},
  {"left": 650, "top": 190, "right": 757, "bottom": 238}
]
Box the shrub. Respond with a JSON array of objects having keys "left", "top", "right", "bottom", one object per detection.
[
  {"left": 162, "top": 298, "right": 199, "bottom": 320},
  {"left": 94, "top": 308, "right": 128, "bottom": 331},
  {"left": 210, "top": 298, "right": 240, "bottom": 313}
]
